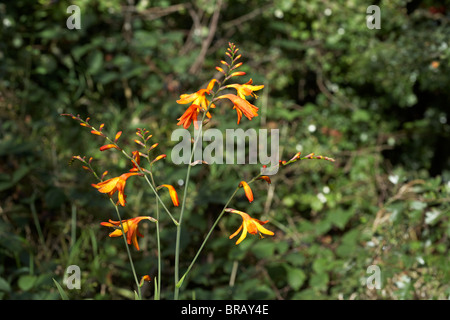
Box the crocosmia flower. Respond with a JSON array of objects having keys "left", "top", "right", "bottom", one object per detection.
[
  {"left": 225, "top": 208, "right": 274, "bottom": 245},
  {"left": 100, "top": 216, "right": 156, "bottom": 250},
  {"left": 176, "top": 79, "right": 217, "bottom": 129},
  {"left": 177, "top": 104, "right": 201, "bottom": 129},
  {"left": 92, "top": 172, "right": 142, "bottom": 206},
  {"left": 176, "top": 79, "right": 217, "bottom": 110},
  {"left": 226, "top": 79, "right": 264, "bottom": 99}
]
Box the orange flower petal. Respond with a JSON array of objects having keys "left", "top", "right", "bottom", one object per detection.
[
  {"left": 100, "top": 216, "right": 156, "bottom": 250},
  {"left": 152, "top": 154, "right": 167, "bottom": 164},
  {"left": 217, "top": 94, "right": 258, "bottom": 123},
  {"left": 92, "top": 173, "right": 141, "bottom": 206},
  {"left": 239, "top": 181, "right": 254, "bottom": 202},
  {"left": 258, "top": 176, "right": 271, "bottom": 184},
  {"left": 114, "top": 131, "right": 122, "bottom": 142},
  {"left": 225, "top": 208, "right": 274, "bottom": 245},
  {"left": 159, "top": 184, "right": 179, "bottom": 206},
  {"left": 177, "top": 104, "right": 199, "bottom": 129},
  {"left": 100, "top": 144, "right": 120, "bottom": 151},
  {"left": 92, "top": 177, "right": 121, "bottom": 194}
]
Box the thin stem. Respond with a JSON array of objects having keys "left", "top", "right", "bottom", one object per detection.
[
  {"left": 155, "top": 197, "right": 161, "bottom": 300},
  {"left": 148, "top": 170, "right": 162, "bottom": 300},
  {"left": 142, "top": 173, "right": 179, "bottom": 226},
  {"left": 173, "top": 111, "right": 208, "bottom": 300},
  {"left": 30, "top": 195, "right": 48, "bottom": 255},
  {"left": 111, "top": 201, "right": 142, "bottom": 300},
  {"left": 71, "top": 204, "right": 77, "bottom": 249},
  {"left": 174, "top": 47, "right": 240, "bottom": 300}
]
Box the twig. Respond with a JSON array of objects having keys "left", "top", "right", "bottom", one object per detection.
[{"left": 189, "top": 0, "right": 223, "bottom": 74}]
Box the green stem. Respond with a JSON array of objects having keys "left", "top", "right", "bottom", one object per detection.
[
  {"left": 29, "top": 193, "right": 49, "bottom": 257},
  {"left": 148, "top": 170, "right": 162, "bottom": 300},
  {"left": 173, "top": 112, "right": 208, "bottom": 300},
  {"left": 155, "top": 198, "right": 161, "bottom": 300},
  {"left": 71, "top": 204, "right": 77, "bottom": 249},
  {"left": 143, "top": 174, "right": 178, "bottom": 226},
  {"left": 111, "top": 201, "right": 142, "bottom": 300},
  {"left": 173, "top": 45, "right": 243, "bottom": 299},
  {"left": 173, "top": 52, "right": 241, "bottom": 300}
]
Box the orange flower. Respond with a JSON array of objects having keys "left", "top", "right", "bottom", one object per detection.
[
  {"left": 216, "top": 94, "right": 259, "bottom": 124},
  {"left": 158, "top": 184, "right": 179, "bottom": 206},
  {"left": 177, "top": 104, "right": 200, "bottom": 129},
  {"left": 92, "top": 172, "right": 142, "bottom": 206},
  {"left": 177, "top": 79, "right": 217, "bottom": 129},
  {"left": 100, "top": 216, "right": 156, "bottom": 250},
  {"left": 140, "top": 275, "right": 151, "bottom": 286},
  {"left": 99, "top": 144, "right": 120, "bottom": 151},
  {"left": 257, "top": 176, "right": 271, "bottom": 184},
  {"left": 225, "top": 208, "right": 274, "bottom": 245},
  {"left": 177, "top": 79, "right": 217, "bottom": 110},
  {"left": 239, "top": 181, "right": 254, "bottom": 203},
  {"left": 226, "top": 79, "right": 264, "bottom": 99},
  {"left": 141, "top": 275, "right": 151, "bottom": 282}
]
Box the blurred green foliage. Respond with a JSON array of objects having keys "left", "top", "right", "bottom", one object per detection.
[{"left": 0, "top": 0, "right": 449, "bottom": 300}]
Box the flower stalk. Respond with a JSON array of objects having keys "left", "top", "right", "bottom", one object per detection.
[{"left": 62, "top": 42, "right": 335, "bottom": 300}]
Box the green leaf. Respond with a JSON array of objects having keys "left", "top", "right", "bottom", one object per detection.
[
  {"left": 86, "top": 50, "right": 103, "bottom": 75},
  {"left": 252, "top": 241, "right": 276, "bottom": 259},
  {"left": 285, "top": 253, "right": 306, "bottom": 266},
  {"left": 328, "top": 209, "right": 354, "bottom": 230},
  {"left": 176, "top": 274, "right": 186, "bottom": 288},
  {"left": 18, "top": 275, "right": 37, "bottom": 291},
  {"left": 285, "top": 266, "right": 306, "bottom": 291},
  {"left": 310, "top": 272, "right": 329, "bottom": 291},
  {"left": 0, "top": 277, "right": 11, "bottom": 293},
  {"left": 114, "top": 287, "right": 135, "bottom": 299},
  {"left": 52, "top": 278, "right": 69, "bottom": 300},
  {"left": 312, "top": 258, "right": 332, "bottom": 273}
]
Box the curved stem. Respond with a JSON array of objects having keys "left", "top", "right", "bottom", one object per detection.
[{"left": 111, "top": 201, "right": 141, "bottom": 299}]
